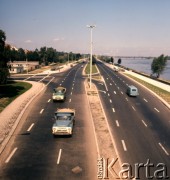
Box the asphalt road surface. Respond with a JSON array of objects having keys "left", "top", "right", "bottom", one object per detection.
[
  {"left": 1, "top": 61, "right": 170, "bottom": 179},
  {"left": 95, "top": 61, "right": 170, "bottom": 179},
  {"left": 0, "top": 64, "right": 98, "bottom": 180}
]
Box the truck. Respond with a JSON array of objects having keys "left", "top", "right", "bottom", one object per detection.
[{"left": 52, "top": 108, "right": 75, "bottom": 136}]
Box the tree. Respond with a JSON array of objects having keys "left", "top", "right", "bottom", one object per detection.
[
  {"left": 117, "top": 58, "right": 122, "bottom": 65},
  {"left": 0, "top": 29, "right": 10, "bottom": 84},
  {"left": 110, "top": 57, "right": 114, "bottom": 64},
  {"left": 151, "top": 54, "right": 168, "bottom": 78}
]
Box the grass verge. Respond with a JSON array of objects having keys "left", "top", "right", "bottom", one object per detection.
[
  {"left": 0, "top": 81, "right": 32, "bottom": 113},
  {"left": 125, "top": 74, "right": 170, "bottom": 104}
]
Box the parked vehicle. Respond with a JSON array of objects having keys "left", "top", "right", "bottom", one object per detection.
[
  {"left": 52, "top": 86, "right": 66, "bottom": 102},
  {"left": 127, "top": 85, "right": 139, "bottom": 97},
  {"left": 52, "top": 108, "right": 75, "bottom": 136}
]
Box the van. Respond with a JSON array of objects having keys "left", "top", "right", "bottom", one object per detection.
[{"left": 127, "top": 85, "right": 139, "bottom": 97}]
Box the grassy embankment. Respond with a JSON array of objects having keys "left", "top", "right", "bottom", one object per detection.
[
  {"left": 125, "top": 74, "right": 170, "bottom": 104},
  {"left": 0, "top": 81, "right": 32, "bottom": 113},
  {"left": 85, "top": 63, "right": 101, "bottom": 80}
]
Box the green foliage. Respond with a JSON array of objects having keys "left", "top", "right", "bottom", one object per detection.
[
  {"left": 117, "top": 58, "right": 122, "bottom": 65},
  {"left": 0, "top": 81, "right": 32, "bottom": 112},
  {"left": 0, "top": 29, "right": 10, "bottom": 84},
  {"left": 151, "top": 54, "right": 168, "bottom": 78}
]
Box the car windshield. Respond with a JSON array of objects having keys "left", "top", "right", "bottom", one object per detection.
[
  {"left": 55, "top": 91, "right": 64, "bottom": 95},
  {"left": 56, "top": 115, "right": 71, "bottom": 120}
]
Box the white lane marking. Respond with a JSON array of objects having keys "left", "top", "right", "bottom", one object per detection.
[
  {"left": 27, "top": 123, "right": 34, "bottom": 131},
  {"left": 141, "top": 120, "right": 148, "bottom": 127},
  {"left": 102, "top": 76, "right": 108, "bottom": 91},
  {"left": 143, "top": 98, "right": 148, "bottom": 102},
  {"left": 110, "top": 83, "right": 112, "bottom": 86},
  {"left": 112, "top": 108, "right": 115, "bottom": 112},
  {"left": 121, "top": 140, "right": 127, "bottom": 151},
  {"left": 108, "top": 93, "right": 110, "bottom": 96},
  {"left": 5, "top": 147, "right": 18, "bottom": 163},
  {"left": 71, "top": 92, "right": 73, "bottom": 95},
  {"left": 132, "top": 106, "right": 136, "bottom": 111},
  {"left": 59, "top": 84, "right": 62, "bottom": 86},
  {"left": 126, "top": 84, "right": 128, "bottom": 86},
  {"left": 125, "top": 98, "right": 128, "bottom": 101},
  {"left": 69, "top": 99, "right": 71, "bottom": 102},
  {"left": 158, "top": 143, "right": 169, "bottom": 156},
  {"left": 110, "top": 99, "right": 112, "bottom": 103},
  {"left": 117, "top": 87, "right": 119, "bottom": 89},
  {"left": 121, "top": 91, "right": 123, "bottom": 94},
  {"left": 40, "top": 109, "right": 44, "bottom": 114},
  {"left": 116, "top": 120, "right": 119, "bottom": 127},
  {"left": 57, "top": 149, "right": 62, "bottom": 164},
  {"left": 154, "top": 108, "right": 160, "bottom": 113},
  {"left": 114, "top": 91, "right": 116, "bottom": 94},
  {"left": 72, "top": 87, "right": 74, "bottom": 90},
  {"left": 46, "top": 77, "right": 55, "bottom": 86},
  {"left": 48, "top": 99, "right": 51, "bottom": 103}
]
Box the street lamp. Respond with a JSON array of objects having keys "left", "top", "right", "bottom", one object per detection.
[{"left": 87, "top": 25, "right": 96, "bottom": 89}]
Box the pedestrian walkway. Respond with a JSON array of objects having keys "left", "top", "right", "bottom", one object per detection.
[{"left": 124, "top": 70, "right": 170, "bottom": 93}]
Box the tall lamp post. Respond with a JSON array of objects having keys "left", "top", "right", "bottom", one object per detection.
[{"left": 87, "top": 25, "right": 96, "bottom": 89}]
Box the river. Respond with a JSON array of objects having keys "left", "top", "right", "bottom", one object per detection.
[{"left": 114, "top": 58, "right": 170, "bottom": 81}]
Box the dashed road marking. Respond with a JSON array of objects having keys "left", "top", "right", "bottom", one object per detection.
[
  {"left": 57, "top": 149, "right": 62, "bottom": 164},
  {"left": 132, "top": 106, "right": 136, "bottom": 111},
  {"left": 112, "top": 108, "right": 115, "bottom": 112},
  {"left": 27, "top": 123, "right": 34, "bottom": 131},
  {"left": 40, "top": 109, "right": 44, "bottom": 114},
  {"left": 154, "top": 108, "right": 160, "bottom": 112},
  {"left": 143, "top": 98, "right": 148, "bottom": 102},
  {"left": 121, "top": 140, "right": 127, "bottom": 151},
  {"left": 108, "top": 93, "right": 110, "bottom": 96},
  {"left": 48, "top": 99, "right": 51, "bottom": 103},
  {"left": 5, "top": 147, "right": 18, "bottom": 163},
  {"left": 158, "top": 143, "right": 169, "bottom": 156},
  {"left": 141, "top": 120, "right": 148, "bottom": 127},
  {"left": 110, "top": 99, "right": 112, "bottom": 103},
  {"left": 114, "top": 91, "right": 116, "bottom": 94},
  {"left": 69, "top": 99, "right": 71, "bottom": 102},
  {"left": 121, "top": 91, "right": 123, "bottom": 94},
  {"left": 125, "top": 98, "right": 128, "bottom": 101},
  {"left": 116, "top": 120, "right": 119, "bottom": 127}
]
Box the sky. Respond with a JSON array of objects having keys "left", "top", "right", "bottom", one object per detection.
[{"left": 0, "top": 0, "right": 170, "bottom": 57}]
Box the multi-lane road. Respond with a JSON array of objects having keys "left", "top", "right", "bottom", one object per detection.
[
  {"left": 0, "top": 61, "right": 170, "bottom": 179},
  {"left": 95, "top": 61, "right": 170, "bottom": 179},
  {"left": 0, "top": 64, "right": 97, "bottom": 180}
]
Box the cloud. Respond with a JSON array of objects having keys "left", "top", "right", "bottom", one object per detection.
[
  {"left": 53, "top": 37, "right": 65, "bottom": 42},
  {"left": 25, "top": 40, "right": 32, "bottom": 43}
]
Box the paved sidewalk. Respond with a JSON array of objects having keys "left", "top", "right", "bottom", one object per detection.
[{"left": 124, "top": 70, "right": 170, "bottom": 93}]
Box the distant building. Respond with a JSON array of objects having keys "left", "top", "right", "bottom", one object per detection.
[{"left": 8, "top": 61, "right": 39, "bottom": 74}]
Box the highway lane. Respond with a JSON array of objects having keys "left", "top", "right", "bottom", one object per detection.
[
  {"left": 0, "top": 64, "right": 97, "bottom": 179},
  {"left": 95, "top": 61, "right": 170, "bottom": 179}
]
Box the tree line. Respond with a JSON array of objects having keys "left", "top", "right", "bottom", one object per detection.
[{"left": 0, "top": 29, "right": 82, "bottom": 84}]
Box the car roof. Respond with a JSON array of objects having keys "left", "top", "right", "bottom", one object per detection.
[
  {"left": 128, "top": 85, "right": 137, "bottom": 89},
  {"left": 56, "top": 108, "right": 75, "bottom": 113},
  {"left": 55, "top": 87, "right": 65, "bottom": 90}
]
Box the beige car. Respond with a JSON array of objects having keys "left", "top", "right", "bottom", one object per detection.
[{"left": 52, "top": 86, "right": 66, "bottom": 102}]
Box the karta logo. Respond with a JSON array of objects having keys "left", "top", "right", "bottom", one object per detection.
[{"left": 97, "top": 158, "right": 169, "bottom": 179}]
